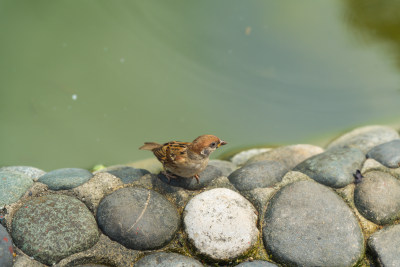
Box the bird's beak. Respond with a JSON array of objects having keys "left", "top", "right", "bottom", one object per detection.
[{"left": 218, "top": 140, "right": 227, "bottom": 147}]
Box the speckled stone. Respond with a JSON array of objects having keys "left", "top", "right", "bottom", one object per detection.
[
  {"left": 228, "top": 161, "right": 287, "bottom": 191},
  {"left": 134, "top": 252, "right": 203, "bottom": 267},
  {"left": 38, "top": 168, "right": 93, "bottom": 190},
  {"left": 0, "top": 224, "right": 13, "bottom": 267},
  {"left": 236, "top": 260, "right": 278, "bottom": 267},
  {"left": 246, "top": 144, "right": 324, "bottom": 170},
  {"left": 97, "top": 187, "right": 179, "bottom": 250},
  {"left": 106, "top": 166, "right": 150, "bottom": 184},
  {"left": 0, "top": 170, "right": 33, "bottom": 207},
  {"left": 327, "top": 125, "right": 399, "bottom": 153},
  {"left": 157, "top": 165, "right": 222, "bottom": 190},
  {"left": 368, "top": 224, "right": 400, "bottom": 266},
  {"left": 367, "top": 139, "right": 400, "bottom": 168},
  {"left": 263, "top": 180, "right": 364, "bottom": 266},
  {"left": 208, "top": 159, "right": 237, "bottom": 177},
  {"left": 354, "top": 171, "right": 400, "bottom": 225},
  {"left": 11, "top": 194, "right": 99, "bottom": 265},
  {"left": 0, "top": 166, "right": 45, "bottom": 181},
  {"left": 183, "top": 188, "right": 259, "bottom": 261},
  {"left": 294, "top": 147, "right": 365, "bottom": 188}
]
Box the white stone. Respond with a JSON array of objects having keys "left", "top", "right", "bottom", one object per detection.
[
  {"left": 183, "top": 188, "right": 258, "bottom": 260},
  {"left": 231, "top": 148, "right": 271, "bottom": 166}
]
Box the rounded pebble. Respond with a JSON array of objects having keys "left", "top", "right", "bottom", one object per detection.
[
  {"left": 294, "top": 147, "right": 365, "bottom": 188},
  {"left": 97, "top": 187, "right": 179, "bottom": 250},
  {"left": 208, "top": 159, "right": 237, "bottom": 177},
  {"left": 106, "top": 166, "right": 150, "bottom": 184},
  {"left": 368, "top": 224, "right": 400, "bottom": 266},
  {"left": 230, "top": 148, "right": 271, "bottom": 166},
  {"left": 354, "top": 171, "right": 400, "bottom": 225},
  {"left": 263, "top": 180, "right": 364, "bottom": 266},
  {"left": 327, "top": 125, "right": 399, "bottom": 153},
  {"left": 0, "top": 166, "right": 45, "bottom": 181},
  {"left": 0, "top": 170, "right": 33, "bottom": 207},
  {"left": 11, "top": 194, "right": 99, "bottom": 265},
  {"left": 236, "top": 260, "right": 278, "bottom": 267},
  {"left": 0, "top": 224, "right": 13, "bottom": 267},
  {"left": 183, "top": 188, "right": 259, "bottom": 261},
  {"left": 38, "top": 168, "right": 93, "bottom": 190},
  {"left": 228, "top": 161, "right": 287, "bottom": 191},
  {"left": 367, "top": 139, "right": 400, "bottom": 168},
  {"left": 246, "top": 144, "right": 324, "bottom": 170},
  {"left": 134, "top": 252, "right": 203, "bottom": 267}
]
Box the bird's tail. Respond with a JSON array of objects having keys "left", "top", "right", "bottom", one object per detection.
[{"left": 139, "top": 142, "right": 162, "bottom": 151}]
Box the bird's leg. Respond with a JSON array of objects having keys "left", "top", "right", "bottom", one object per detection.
[
  {"left": 193, "top": 174, "right": 200, "bottom": 184},
  {"left": 162, "top": 170, "right": 177, "bottom": 183}
]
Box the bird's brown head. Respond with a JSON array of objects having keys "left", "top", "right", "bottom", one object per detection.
[{"left": 190, "top": 135, "right": 227, "bottom": 157}]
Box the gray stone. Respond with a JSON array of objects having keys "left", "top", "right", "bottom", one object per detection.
[
  {"left": 0, "top": 170, "right": 33, "bottom": 207},
  {"left": 367, "top": 139, "right": 400, "bottom": 168},
  {"left": 236, "top": 260, "right": 278, "bottom": 266},
  {"left": 106, "top": 166, "right": 150, "bottom": 184},
  {"left": 0, "top": 224, "right": 13, "bottom": 267},
  {"left": 354, "top": 171, "right": 400, "bottom": 225},
  {"left": 134, "top": 252, "right": 203, "bottom": 267},
  {"left": 208, "top": 159, "right": 237, "bottom": 177},
  {"left": 11, "top": 194, "right": 99, "bottom": 265},
  {"left": 38, "top": 168, "right": 93, "bottom": 190},
  {"left": 0, "top": 166, "right": 45, "bottom": 181},
  {"left": 263, "top": 180, "right": 364, "bottom": 266},
  {"left": 368, "top": 224, "right": 400, "bottom": 266},
  {"left": 183, "top": 188, "right": 259, "bottom": 261},
  {"left": 228, "top": 161, "right": 287, "bottom": 191},
  {"left": 97, "top": 187, "right": 179, "bottom": 250},
  {"left": 246, "top": 144, "right": 324, "bottom": 170},
  {"left": 327, "top": 125, "right": 399, "bottom": 153},
  {"left": 157, "top": 165, "right": 222, "bottom": 190},
  {"left": 231, "top": 148, "right": 271, "bottom": 166},
  {"left": 294, "top": 147, "right": 365, "bottom": 188}
]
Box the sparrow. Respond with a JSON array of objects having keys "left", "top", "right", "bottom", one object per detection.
[{"left": 139, "top": 135, "right": 227, "bottom": 183}]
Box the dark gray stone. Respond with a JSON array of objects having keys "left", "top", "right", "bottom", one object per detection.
[
  {"left": 367, "top": 139, "right": 400, "bottom": 168},
  {"left": 107, "top": 166, "right": 150, "bottom": 184},
  {"left": 368, "top": 224, "right": 400, "bottom": 266},
  {"left": 236, "top": 260, "right": 278, "bottom": 267},
  {"left": 294, "top": 147, "right": 365, "bottom": 188},
  {"left": 354, "top": 171, "right": 400, "bottom": 225},
  {"left": 11, "top": 194, "right": 99, "bottom": 265},
  {"left": 263, "top": 180, "right": 364, "bottom": 266},
  {"left": 157, "top": 165, "right": 222, "bottom": 190},
  {"left": 0, "top": 166, "right": 45, "bottom": 180},
  {"left": 0, "top": 224, "right": 13, "bottom": 267},
  {"left": 134, "top": 252, "right": 203, "bottom": 267},
  {"left": 97, "top": 187, "right": 179, "bottom": 250},
  {"left": 0, "top": 170, "right": 33, "bottom": 207},
  {"left": 38, "top": 168, "right": 93, "bottom": 190},
  {"left": 208, "top": 159, "right": 237, "bottom": 177},
  {"left": 228, "top": 161, "right": 287, "bottom": 191}
]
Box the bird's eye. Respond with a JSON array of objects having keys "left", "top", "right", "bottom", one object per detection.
[{"left": 210, "top": 142, "right": 216, "bottom": 148}]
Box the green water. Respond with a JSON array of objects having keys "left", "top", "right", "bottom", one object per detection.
[{"left": 1, "top": 0, "right": 400, "bottom": 171}]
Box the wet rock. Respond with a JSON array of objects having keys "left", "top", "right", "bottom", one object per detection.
[
  {"left": 367, "top": 139, "right": 400, "bottom": 168},
  {"left": 0, "top": 170, "right": 33, "bottom": 207},
  {"left": 263, "top": 180, "right": 364, "bottom": 266},
  {"left": 106, "top": 166, "right": 150, "bottom": 184},
  {"left": 228, "top": 161, "right": 287, "bottom": 191},
  {"left": 0, "top": 166, "right": 45, "bottom": 181},
  {"left": 134, "top": 252, "right": 203, "bottom": 267},
  {"left": 231, "top": 148, "right": 271, "bottom": 166},
  {"left": 208, "top": 159, "right": 236, "bottom": 177},
  {"left": 294, "top": 147, "right": 365, "bottom": 188},
  {"left": 236, "top": 260, "right": 278, "bottom": 266},
  {"left": 246, "top": 144, "right": 324, "bottom": 170},
  {"left": 97, "top": 187, "right": 179, "bottom": 250},
  {"left": 38, "top": 168, "right": 93, "bottom": 190},
  {"left": 0, "top": 224, "right": 13, "bottom": 267},
  {"left": 327, "top": 125, "right": 399, "bottom": 153},
  {"left": 11, "top": 194, "right": 99, "bottom": 265},
  {"left": 354, "top": 171, "right": 400, "bottom": 225},
  {"left": 368, "top": 224, "right": 400, "bottom": 266},
  {"left": 183, "top": 188, "right": 258, "bottom": 261}
]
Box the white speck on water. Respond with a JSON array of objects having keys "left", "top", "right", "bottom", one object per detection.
[
  {"left": 72, "top": 94, "right": 77, "bottom": 101},
  {"left": 120, "top": 58, "right": 125, "bottom": 63}
]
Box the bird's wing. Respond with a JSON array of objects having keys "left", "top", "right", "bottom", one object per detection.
[{"left": 153, "top": 141, "right": 190, "bottom": 165}]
